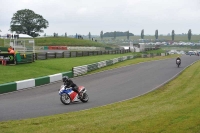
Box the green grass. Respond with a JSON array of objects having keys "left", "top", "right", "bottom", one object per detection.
[
  {"left": 0, "top": 54, "right": 199, "bottom": 133},
  {"left": 0, "top": 38, "right": 3, "bottom": 46}
]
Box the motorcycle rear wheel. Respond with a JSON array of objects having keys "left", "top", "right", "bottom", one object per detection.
[
  {"left": 80, "top": 93, "right": 89, "bottom": 103},
  {"left": 60, "top": 93, "right": 71, "bottom": 105}
]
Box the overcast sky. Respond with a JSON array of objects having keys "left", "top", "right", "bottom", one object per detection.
[{"left": 0, "top": 0, "right": 200, "bottom": 36}]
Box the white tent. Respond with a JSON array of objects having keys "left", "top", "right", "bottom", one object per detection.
[{"left": 18, "top": 34, "right": 33, "bottom": 38}]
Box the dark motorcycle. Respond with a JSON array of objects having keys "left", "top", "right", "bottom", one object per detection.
[{"left": 176, "top": 59, "right": 181, "bottom": 67}]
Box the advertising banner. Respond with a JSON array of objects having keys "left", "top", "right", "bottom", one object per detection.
[
  {"left": 0, "top": 54, "right": 15, "bottom": 64},
  {"left": 48, "top": 46, "right": 67, "bottom": 50}
]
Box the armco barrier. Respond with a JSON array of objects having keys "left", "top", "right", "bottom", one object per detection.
[
  {"left": 73, "top": 65, "right": 88, "bottom": 77},
  {"left": 73, "top": 55, "right": 134, "bottom": 77},
  {"left": 97, "top": 61, "right": 107, "bottom": 68},
  {"left": 87, "top": 63, "right": 98, "bottom": 72},
  {"left": 0, "top": 71, "right": 73, "bottom": 94},
  {"left": 112, "top": 58, "right": 119, "bottom": 64}
]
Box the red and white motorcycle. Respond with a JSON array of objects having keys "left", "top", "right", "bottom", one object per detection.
[{"left": 58, "top": 85, "right": 89, "bottom": 105}]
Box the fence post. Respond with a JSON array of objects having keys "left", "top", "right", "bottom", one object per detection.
[
  {"left": 35, "top": 53, "right": 37, "bottom": 60},
  {"left": 32, "top": 53, "right": 35, "bottom": 61},
  {"left": 46, "top": 52, "right": 47, "bottom": 59}
]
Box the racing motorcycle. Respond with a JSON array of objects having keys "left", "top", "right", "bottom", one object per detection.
[
  {"left": 58, "top": 85, "right": 89, "bottom": 105},
  {"left": 176, "top": 59, "right": 181, "bottom": 68}
]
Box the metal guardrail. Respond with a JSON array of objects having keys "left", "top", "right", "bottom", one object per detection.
[{"left": 73, "top": 55, "right": 134, "bottom": 77}]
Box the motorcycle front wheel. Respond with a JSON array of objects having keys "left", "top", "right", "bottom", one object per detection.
[
  {"left": 60, "top": 93, "right": 71, "bottom": 105},
  {"left": 80, "top": 93, "right": 89, "bottom": 103}
]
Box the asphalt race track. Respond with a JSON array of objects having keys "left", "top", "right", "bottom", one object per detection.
[{"left": 0, "top": 55, "right": 199, "bottom": 121}]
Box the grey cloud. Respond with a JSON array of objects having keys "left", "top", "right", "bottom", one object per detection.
[{"left": 0, "top": 0, "right": 200, "bottom": 36}]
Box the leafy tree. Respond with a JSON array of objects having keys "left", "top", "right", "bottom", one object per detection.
[
  {"left": 141, "top": 29, "right": 144, "bottom": 39},
  {"left": 155, "top": 29, "right": 158, "bottom": 39},
  {"left": 114, "top": 31, "right": 116, "bottom": 39},
  {"left": 89, "top": 32, "right": 91, "bottom": 40},
  {"left": 10, "top": 9, "right": 49, "bottom": 37},
  {"left": 127, "top": 30, "right": 129, "bottom": 40},
  {"left": 172, "top": 30, "right": 175, "bottom": 41},
  {"left": 188, "top": 29, "right": 192, "bottom": 41}
]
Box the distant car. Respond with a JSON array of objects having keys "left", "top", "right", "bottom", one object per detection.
[
  {"left": 179, "top": 51, "right": 185, "bottom": 54},
  {"left": 187, "top": 51, "right": 195, "bottom": 55}
]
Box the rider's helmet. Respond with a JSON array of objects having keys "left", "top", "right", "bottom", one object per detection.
[{"left": 62, "top": 76, "right": 69, "bottom": 82}]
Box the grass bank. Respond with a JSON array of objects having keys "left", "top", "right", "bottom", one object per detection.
[
  {"left": 0, "top": 55, "right": 199, "bottom": 133},
  {"left": 34, "top": 37, "right": 109, "bottom": 47}
]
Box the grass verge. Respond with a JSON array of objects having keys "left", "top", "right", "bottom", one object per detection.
[{"left": 0, "top": 55, "right": 199, "bottom": 132}]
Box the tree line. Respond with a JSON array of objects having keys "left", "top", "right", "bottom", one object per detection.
[{"left": 98, "top": 29, "right": 193, "bottom": 41}]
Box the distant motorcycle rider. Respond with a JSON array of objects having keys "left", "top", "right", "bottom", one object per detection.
[
  {"left": 62, "top": 76, "right": 81, "bottom": 98},
  {"left": 176, "top": 56, "right": 181, "bottom": 64}
]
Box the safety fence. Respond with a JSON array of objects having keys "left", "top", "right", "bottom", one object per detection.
[
  {"left": 73, "top": 55, "right": 135, "bottom": 77},
  {"left": 35, "top": 49, "right": 130, "bottom": 60}
]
